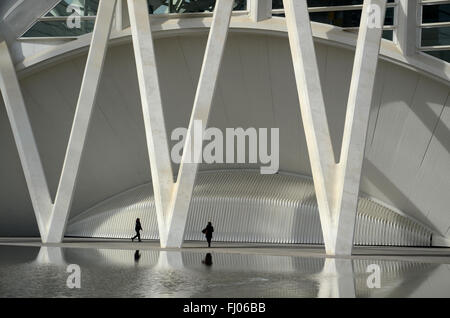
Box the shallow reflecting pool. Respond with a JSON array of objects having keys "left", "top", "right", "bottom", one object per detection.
[{"left": 0, "top": 246, "right": 449, "bottom": 298}]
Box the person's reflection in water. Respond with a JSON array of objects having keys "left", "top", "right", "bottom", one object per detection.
[
  {"left": 134, "top": 250, "right": 141, "bottom": 263},
  {"left": 202, "top": 253, "right": 213, "bottom": 266}
]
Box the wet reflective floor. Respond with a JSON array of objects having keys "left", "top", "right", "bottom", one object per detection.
[{"left": 0, "top": 245, "right": 449, "bottom": 298}]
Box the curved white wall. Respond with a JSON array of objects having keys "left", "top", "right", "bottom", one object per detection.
[
  {"left": 0, "top": 30, "right": 449, "bottom": 240},
  {"left": 66, "top": 171, "right": 432, "bottom": 246}
]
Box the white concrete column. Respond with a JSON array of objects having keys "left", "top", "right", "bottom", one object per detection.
[
  {"left": 283, "top": 0, "right": 386, "bottom": 255},
  {"left": 46, "top": 0, "right": 117, "bottom": 243},
  {"left": 128, "top": 0, "right": 175, "bottom": 247},
  {"left": 0, "top": 40, "right": 53, "bottom": 240},
  {"left": 335, "top": 0, "right": 387, "bottom": 255},
  {"left": 165, "top": 0, "right": 234, "bottom": 248},
  {"left": 116, "top": 0, "right": 130, "bottom": 32},
  {"left": 249, "top": 0, "right": 272, "bottom": 22},
  {"left": 395, "top": 0, "right": 419, "bottom": 56},
  {"left": 283, "top": 0, "right": 337, "bottom": 254}
]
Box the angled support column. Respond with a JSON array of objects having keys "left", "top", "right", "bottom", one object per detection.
[
  {"left": 46, "top": 0, "right": 117, "bottom": 243},
  {"left": 0, "top": 40, "right": 53, "bottom": 240},
  {"left": 283, "top": 0, "right": 338, "bottom": 255},
  {"left": 395, "top": 0, "right": 419, "bottom": 56},
  {"left": 165, "top": 0, "right": 233, "bottom": 247},
  {"left": 335, "top": 0, "right": 387, "bottom": 255},
  {"left": 128, "top": 0, "right": 175, "bottom": 247},
  {"left": 249, "top": 0, "right": 272, "bottom": 22},
  {"left": 115, "top": 0, "right": 130, "bottom": 32},
  {"left": 128, "top": 0, "right": 233, "bottom": 248},
  {"left": 283, "top": 0, "right": 386, "bottom": 255}
]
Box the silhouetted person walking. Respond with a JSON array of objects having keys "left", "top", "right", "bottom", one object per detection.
[
  {"left": 202, "top": 222, "right": 214, "bottom": 247},
  {"left": 131, "top": 218, "right": 142, "bottom": 242}
]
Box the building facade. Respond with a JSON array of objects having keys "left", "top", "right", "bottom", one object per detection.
[{"left": 0, "top": 0, "right": 449, "bottom": 255}]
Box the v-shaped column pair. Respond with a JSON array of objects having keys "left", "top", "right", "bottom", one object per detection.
[
  {"left": 0, "top": 0, "right": 118, "bottom": 243},
  {"left": 0, "top": 0, "right": 232, "bottom": 246},
  {"left": 283, "top": 0, "right": 387, "bottom": 255},
  {"left": 127, "top": 0, "right": 233, "bottom": 247}
]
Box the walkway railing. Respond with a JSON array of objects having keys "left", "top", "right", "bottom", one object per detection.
[{"left": 418, "top": 0, "right": 450, "bottom": 62}]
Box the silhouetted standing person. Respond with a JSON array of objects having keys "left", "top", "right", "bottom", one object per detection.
[
  {"left": 132, "top": 218, "right": 142, "bottom": 242},
  {"left": 202, "top": 222, "right": 214, "bottom": 247}
]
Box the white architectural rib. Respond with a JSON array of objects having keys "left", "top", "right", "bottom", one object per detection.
[
  {"left": 249, "top": 0, "right": 272, "bottom": 22},
  {"left": 116, "top": 0, "right": 130, "bottom": 31},
  {"left": 46, "top": 0, "right": 117, "bottom": 243},
  {"left": 128, "top": 0, "right": 175, "bottom": 247},
  {"left": 0, "top": 40, "right": 53, "bottom": 239},
  {"left": 396, "top": 0, "right": 419, "bottom": 56},
  {"left": 283, "top": 0, "right": 337, "bottom": 254},
  {"left": 335, "top": 0, "right": 387, "bottom": 254}
]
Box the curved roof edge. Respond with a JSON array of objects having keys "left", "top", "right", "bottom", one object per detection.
[{"left": 14, "top": 16, "right": 450, "bottom": 86}]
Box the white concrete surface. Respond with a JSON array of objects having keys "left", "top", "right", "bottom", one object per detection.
[
  {"left": 284, "top": 0, "right": 337, "bottom": 255},
  {"left": 395, "top": 0, "right": 418, "bottom": 57},
  {"left": 0, "top": 40, "right": 52, "bottom": 239},
  {"left": 249, "top": 0, "right": 272, "bottom": 22},
  {"left": 334, "top": 0, "right": 387, "bottom": 254},
  {"left": 128, "top": 0, "right": 174, "bottom": 247},
  {"left": 47, "top": 0, "right": 117, "bottom": 243},
  {"left": 116, "top": 0, "right": 130, "bottom": 32}
]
